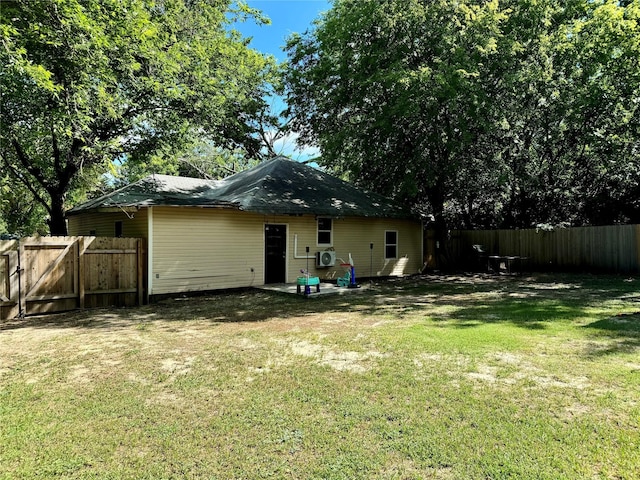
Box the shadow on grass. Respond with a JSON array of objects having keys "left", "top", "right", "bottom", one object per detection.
[
  {"left": 0, "top": 290, "right": 300, "bottom": 331},
  {"left": 425, "top": 299, "right": 586, "bottom": 331},
  {"left": 582, "top": 313, "right": 640, "bottom": 356},
  {"left": 586, "top": 313, "right": 640, "bottom": 333},
  {"left": 1, "top": 274, "right": 637, "bottom": 334}
]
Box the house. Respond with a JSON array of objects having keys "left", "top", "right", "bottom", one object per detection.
[{"left": 67, "top": 157, "right": 424, "bottom": 298}]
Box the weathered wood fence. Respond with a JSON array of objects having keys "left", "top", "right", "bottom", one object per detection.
[
  {"left": 0, "top": 236, "right": 145, "bottom": 320},
  {"left": 447, "top": 224, "right": 640, "bottom": 273}
]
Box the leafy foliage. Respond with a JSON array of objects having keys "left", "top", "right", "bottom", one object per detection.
[
  {"left": 1, "top": 0, "right": 276, "bottom": 234},
  {"left": 114, "top": 138, "right": 261, "bottom": 186},
  {"left": 0, "top": 174, "right": 48, "bottom": 236},
  {"left": 285, "top": 0, "right": 640, "bottom": 230}
]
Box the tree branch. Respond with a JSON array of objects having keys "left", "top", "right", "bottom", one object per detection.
[
  {"left": 52, "top": 120, "right": 62, "bottom": 176},
  {"left": 10, "top": 135, "right": 51, "bottom": 191},
  {"left": 0, "top": 151, "right": 52, "bottom": 215}
]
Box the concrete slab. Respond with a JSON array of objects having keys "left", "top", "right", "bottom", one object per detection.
[{"left": 257, "top": 281, "right": 369, "bottom": 297}]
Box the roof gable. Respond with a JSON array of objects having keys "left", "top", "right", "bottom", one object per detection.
[{"left": 69, "top": 157, "right": 413, "bottom": 219}]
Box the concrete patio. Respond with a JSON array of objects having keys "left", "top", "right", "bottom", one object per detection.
[{"left": 257, "top": 281, "right": 370, "bottom": 297}]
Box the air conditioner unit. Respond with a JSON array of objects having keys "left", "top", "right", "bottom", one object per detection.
[{"left": 316, "top": 250, "right": 336, "bottom": 267}]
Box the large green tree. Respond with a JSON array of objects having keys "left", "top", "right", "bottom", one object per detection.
[
  {"left": 1, "top": 0, "right": 275, "bottom": 235},
  {"left": 285, "top": 0, "right": 640, "bottom": 235},
  {"left": 286, "top": 0, "right": 507, "bottom": 242},
  {"left": 472, "top": 0, "right": 640, "bottom": 229}
]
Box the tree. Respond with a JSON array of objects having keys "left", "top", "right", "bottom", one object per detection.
[
  {"left": 113, "top": 137, "right": 261, "bottom": 184},
  {"left": 475, "top": 0, "right": 640, "bottom": 229},
  {"left": 1, "top": 0, "right": 276, "bottom": 235},
  {"left": 111, "top": 70, "right": 288, "bottom": 185},
  {"left": 285, "top": 0, "right": 509, "bottom": 248},
  {"left": 284, "top": 0, "right": 640, "bottom": 236},
  {"left": 567, "top": 0, "right": 640, "bottom": 225}
]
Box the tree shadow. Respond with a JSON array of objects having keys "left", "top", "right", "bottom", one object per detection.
[
  {"left": 581, "top": 313, "right": 640, "bottom": 356},
  {"left": 425, "top": 298, "right": 587, "bottom": 330},
  {"left": 1, "top": 274, "right": 637, "bottom": 335}
]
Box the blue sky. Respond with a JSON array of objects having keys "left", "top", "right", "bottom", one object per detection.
[
  {"left": 236, "top": 0, "right": 331, "bottom": 61},
  {"left": 234, "top": 1, "right": 331, "bottom": 161}
]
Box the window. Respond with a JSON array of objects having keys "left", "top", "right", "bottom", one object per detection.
[
  {"left": 385, "top": 230, "right": 398, "bottom": 259},
  {"left": 317, "top": 218, "right": 332, "bottom": 245},
  {"left": 115, "top": 221, "right": 123, "bottom": 238}
]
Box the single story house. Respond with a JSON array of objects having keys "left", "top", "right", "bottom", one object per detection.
[{"left": 68, "top": 156, "right": 424, "bottom": 298}]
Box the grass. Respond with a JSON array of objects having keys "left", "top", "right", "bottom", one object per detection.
[{"left": 1, "top": 274, "right": 639, "bottom": 479}]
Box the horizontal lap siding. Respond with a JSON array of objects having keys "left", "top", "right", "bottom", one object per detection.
[
  {"left": 152, "top": 208, "right": 264, "bottom": 295},
  {"left": 151, "top": 210, "right": 423, "bottom": 295},
  {"left": 68, "top": 210, "right": 148, "bottom": 238},
  {"left": 281, "top": 215, "right": 315, "bottom": 282},
  {"left": 287, "top": 216, "right": 423, "bottom": 281},
  {"left": 332, "top": 217, "right": 422, "bottom": 278}
]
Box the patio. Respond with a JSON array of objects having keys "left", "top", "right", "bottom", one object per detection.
[{"left": 257, "top": 281, "right": 370, "bottom": 297}]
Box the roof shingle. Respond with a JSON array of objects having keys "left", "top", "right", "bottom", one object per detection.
[{"left": 69, "top": 156, "right": 413, "bottom": 219}]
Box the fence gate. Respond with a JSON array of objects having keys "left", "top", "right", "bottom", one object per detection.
[
  {"left": 0, "top": 246, "right": 19, "bottom": 319},
  {"left": 0, "top": 236, "right": 145, "bottom": 320},
  {"left": 22, "top": 237, "right": 79, "bottom": 315}
]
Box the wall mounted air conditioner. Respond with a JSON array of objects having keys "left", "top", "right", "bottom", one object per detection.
[{"left": 316, "top": 250, "right": 336, "bottom": 267}]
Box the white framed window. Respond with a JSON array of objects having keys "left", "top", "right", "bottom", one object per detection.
[
  {"left": 317, "top": 218, "right": 332, "bottom": 246},
  {"left": 385, "top": 230, "right": 398, "bottom": 259}
]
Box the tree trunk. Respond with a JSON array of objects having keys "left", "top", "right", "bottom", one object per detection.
[
  {"left": 428, "top": 186, "right": 449, "bottom": 270},
  {"left": 47, "top": 193, "right": 68, "bottom": 236}
]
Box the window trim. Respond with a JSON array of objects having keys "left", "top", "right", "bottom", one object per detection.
[
  {"left": 317, "top": 217, "right": 333, "bottom": 246},
  {"left": 384, "top": 230, "right": 398, "bottom": 259}
]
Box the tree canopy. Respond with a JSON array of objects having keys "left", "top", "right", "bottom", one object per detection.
[
  {"left": 1, "top": 0, "right": 276, "bottom": 235},
  {"left": 285, "top": 0, "right": 640, "bottom": 232}
]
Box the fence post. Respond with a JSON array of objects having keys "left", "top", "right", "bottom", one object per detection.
[
  {"left": 18, "top": 239, "right": 26, "bottom": 317},
  {"left": 78, "top": 237, "right": 85, "bottom": 309},
  {"left": 137, "top": 238, "right": 143, "bottom": 306},
  {"left": 1, "top": 247, "right": 19, "bottom": 320}
]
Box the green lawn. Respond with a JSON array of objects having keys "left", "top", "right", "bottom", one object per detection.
[{"left": 1, "top": 274, "right": 638, "bottom": 479}]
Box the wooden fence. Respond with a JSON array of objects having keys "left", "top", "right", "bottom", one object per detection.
[
  {"left": 447, "top": 224, "right": 640, "bottom": 273},
  {"left": 0, "top": 236, "right": 145, "bottom": 320}
]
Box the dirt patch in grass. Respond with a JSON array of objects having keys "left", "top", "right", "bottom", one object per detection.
[{"left": 286, "top": 339, "right": 388, "bottom": 373}]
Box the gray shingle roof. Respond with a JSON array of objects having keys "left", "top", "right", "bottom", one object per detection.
[{"left": 69, "top": 156, "right": 414, "bottom": 219}]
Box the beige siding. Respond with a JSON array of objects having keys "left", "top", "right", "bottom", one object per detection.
[
  {"left": 151, "top": 208, "right": 265, "bottom": 294},
  {"left": 151, "top": 209, "right": 422, "bottom": 295},
  {"left": 73, "top": 207, "right": 423, "bottom": 295},
  {"left": 288, "top": 216, "right": 423, "bottom": 282},
  {"left": 68, "top": 210, "right": 148, "bottom": 238}
]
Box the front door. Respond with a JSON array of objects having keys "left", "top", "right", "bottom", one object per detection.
[{"left": 265, "top": 224, "right": 287, "bottom": 284}]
